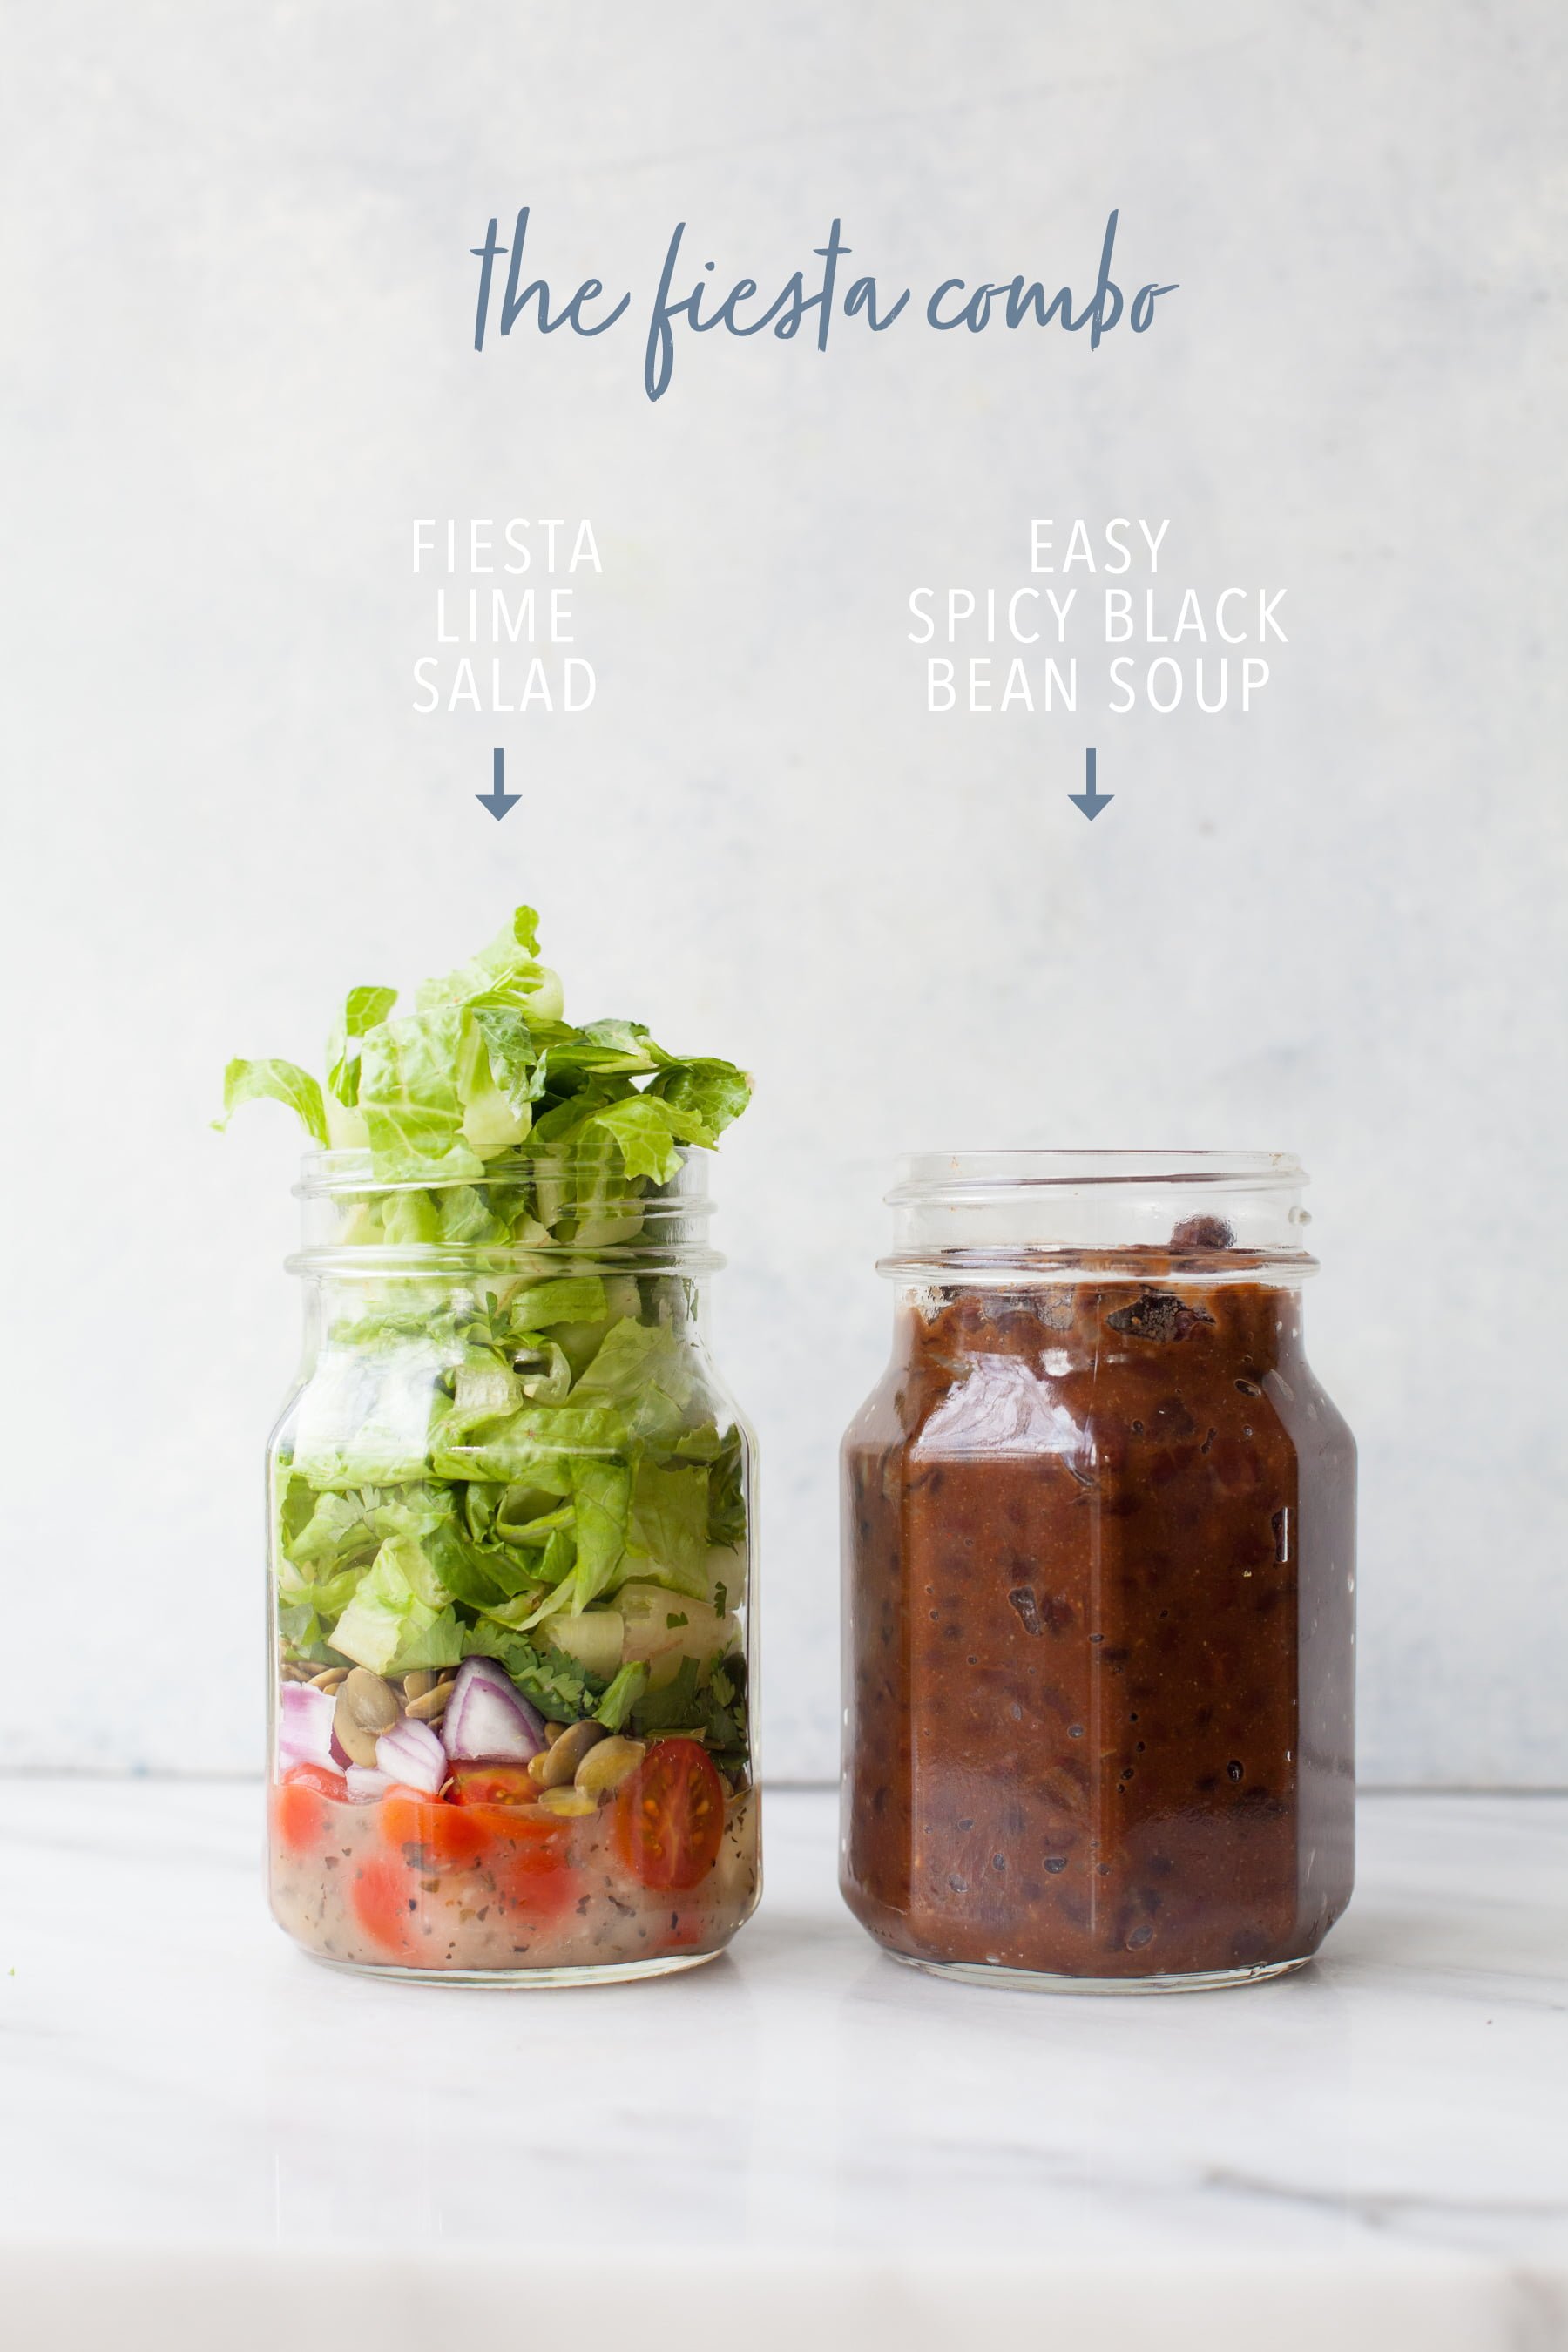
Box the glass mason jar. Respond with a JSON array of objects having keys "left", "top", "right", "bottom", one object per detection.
[
  {"left": 267, "top": 1146, "right": 759, "bottom": 1984},
  {"left": 841, "top": 1152, "right": 1355, "bottom": 1992}
]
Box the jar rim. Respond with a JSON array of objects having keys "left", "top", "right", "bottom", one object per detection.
[
  {"left": 294, "top": 1142, "right": 713, "bottom": 1199},
  {"left": 889, "top": 1150, "right": 1304, "bottom": 1200},
  {"left": 882, "top": 1150, "right": 1315, "bottom": 1281}
]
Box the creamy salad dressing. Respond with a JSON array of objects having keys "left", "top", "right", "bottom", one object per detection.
[{"left": 270, "top": 1780, "right": 760, "bottom": 1975}]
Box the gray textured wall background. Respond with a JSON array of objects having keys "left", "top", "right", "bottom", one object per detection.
[{"left": 3, "top": 3, "right": 1564, "bottom": 1781}]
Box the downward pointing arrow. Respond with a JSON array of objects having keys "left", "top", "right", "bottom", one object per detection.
[
  {"left": 476, "top": 747, "right": 520, "bottom": 821},
  {"left": 1070, "top": 747, "right": 1113, "bottom": 821}
]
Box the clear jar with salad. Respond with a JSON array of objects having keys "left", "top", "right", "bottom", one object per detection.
[{"left": 220, "top": 906, "right": 759, "bottom": 1984}]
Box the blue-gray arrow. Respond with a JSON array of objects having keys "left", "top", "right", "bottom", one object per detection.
[
  {"left": 1070, "top": 747, "right": 1113, "bottom": 821},
  {"left": 476, "top": 747, "right": 520, "bottom": 821}
]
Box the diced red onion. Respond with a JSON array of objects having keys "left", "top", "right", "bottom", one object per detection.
[
  {"left": 443, "top": 1655, "right": 546, "bottom": 1762},
  {"left": 375, "top": 1716, "right": 446, "bottom": 1794},
  {"left": 346, "top": 1765, "right": 393, "bottom": 1803},
  {"left": 278, "top": 1682, "right": 336, "bottom": 1773}
]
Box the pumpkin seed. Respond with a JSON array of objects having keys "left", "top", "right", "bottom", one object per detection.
[
  {"left": 342, "top": 1668, "right": 401, "bottom": 1731},
  {"left": 334, "top": 1670, "right": 401, "bottom": 1766},
  {"left": 403, "top": 1670, "right": 436, "bottom": 1700},
  {"left": 333, "top": 1692, "right": 381, "bottom": 1767},
  {"left": 574, "top": 1736, "right": 645, "bottom": 1801},
  {"left": 406, "top": 1684, "right": 451, "bottom": 1723},
  {"left": 530, "top": 1719, "right": 605, "bottom": 1788},
  {"left": 308, "top": 1667, "right": 349, "bottom": 1693},
  {"left": 537, "top": 1786, "right": 597, "bottom": 1818}
]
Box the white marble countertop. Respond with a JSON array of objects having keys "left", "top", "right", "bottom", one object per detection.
[{"left": 0, "top": 1784, "right": 1563, "bottom": 2350}]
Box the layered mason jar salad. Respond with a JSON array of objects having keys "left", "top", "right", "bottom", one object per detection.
[{"left": 221, "top": 904, "right": 759, "bottom": 1981}]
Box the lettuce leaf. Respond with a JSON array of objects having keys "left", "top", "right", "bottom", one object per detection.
[
  {"left": 285, "top": 1488, "right": 373, "bottom": 1571},
  {"left": 577, "top": 1094, "right": 686, "bottom": 1183},
  {"left": 562, "top": 1458, "right": 632, "bottom": 1612},
  {"left": 327, "top": 984, "right": 398, "bottom": 1109},
  {"left": 364, "top": 1490, "right": 536, "bottom": 1611},
  {"left": 290, "top": 1345, "right": 448, "bottom": 1490},
  {"left": 441, "top": 1355, "right": 526, "bottom": 1447},
  {"left": 430, "top": 1403, "right": 632, "bottom": 1484},
  {"left": 706, "top": 1427, "right": 748, "bottom": 1548},
  {"left": 504, "top": 1278, "right": 608, "bottom": 1330},
  {"left": 357, "top": 1007, "right": 485, "bottom": 1182},
  {"left": 214, "top": 1058, "right": 328, "bottom": 1146},
  {"left": 239, "top": 902, "right": 754, "bottom": 1739},
  {"left": 222, "top": 902, "right": 749, "bottom": 1201},
  {"left": 492, "top": 1472, "right": 574, "bottom": 1531},
  {"left": 416, "top": 906, "right": 563, "bottom": 1022},
  {"left": 328, "top": 1535, "right": 464, "bottom": 1675},
  {"left": 470, "top": 1007, "right": 549, "bottom": 1113},
  {"left": 624, "top": 1463, "right": 711, "bottom": 1598},
  {"left": 571, "top": 1319, "right": 694, "bottom": 1444},
  {"left": 381, "top": 1190, "right": 443, "bottom": 1245},
  {"left": 436, "top": 1185, "right": 506, "bottom": 1245},
  {"left": 594, "top": 1661, "right": 649, "bottom": 1731},
  {"left": 645, "top": 1057, "right": 752, "bottom": 1145}
]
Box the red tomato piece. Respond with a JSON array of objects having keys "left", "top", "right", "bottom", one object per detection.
[
  {"left": 271, "top": 1764, "right": 348, "bottom": 1855},
  {"left": 349, "top": 1854, "right": 421, "bottom": 1957},
  {"left": 380, "top": 1785, "right": 489, "bottom": 1869},
  {"left": 613, "top": 1739, "right": 725, "bottom": 1891},
  {"left": 469, "top": 1807, "right": 578, "bottom": 1923},
  {"left": 448, "top": 1765, "right": 538, "bottom": 1807}
]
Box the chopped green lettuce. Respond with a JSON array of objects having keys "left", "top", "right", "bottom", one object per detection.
[
  {"left": 215, "top": 1058, "right": 328, "bottom": 1147},
  {"left": 624, "top": 1463, "right": 711, "bottom": 1598},
  {"left": 594, "top": 1661, "right": 650, "bottom": 1731},
  {"left": 571, "top": 1319, "right": 694, "bottom": 1444},
  {"left": 358, "top": 1008, "right": 486, "bottom": 1182},
  {"left": 233, "top": 902, "right": 752, "bottom": 1744},
  {"left": 327, "top": 984, "right": 398, "bottom": 1109},
  {"left": 329, "top": 1536, "right": 465, "bottom": 1676},
  {"left": 559, "top": 1458, "right": 632, "bottom": 1613},
  {"left": 220, "top": 902, "right": 749, "bottom": 1203},
  {"left": 506, "top": 1278, "right": 608, "bottom": 1329},
  {"left": 646, "top": 1058, "right": 754, "bottom": 1144},
  {"left": 431, "top": 1403, "right": 632, "bottom": 1484}
]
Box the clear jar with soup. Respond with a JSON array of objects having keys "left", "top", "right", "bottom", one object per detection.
[{"left": 841, "top": 1152, "right": 1355, "bottom": 1990}]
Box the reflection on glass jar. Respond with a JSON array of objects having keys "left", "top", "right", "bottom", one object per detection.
[
  {"left": 841, "top": 1152, "right": 1355, "bottom": 1990},
  {"left": 268, "top": 1146, "right": 759, "bottom": 1984}
]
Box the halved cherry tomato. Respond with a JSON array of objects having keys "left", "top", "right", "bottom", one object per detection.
[
  {"left": 349, "top": 1854, "right": 422, "bottom": 1957},
  {"left": 271, "top": 1763, "right": 348, "bottom": 1855},
  {"left": 492, "top": 1813, "right": 581, "bottom": 1923},
  {"left": 380, "top": 1785, "right": 489, "bottom": 1869},
  {"left": 448, "top": 1765, "right": 538, "bottom": 1807},
  {"left": 613, "top": 1738, "right": 725, "bottom": 1890}
]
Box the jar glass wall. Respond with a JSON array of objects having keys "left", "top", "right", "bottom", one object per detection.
[
  {"left": 267, "top": 1146, "right": 759, "bottom": 1984},
  {"left": 841, "top": 1152, "right": 1355, "bottom": 1991}
]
